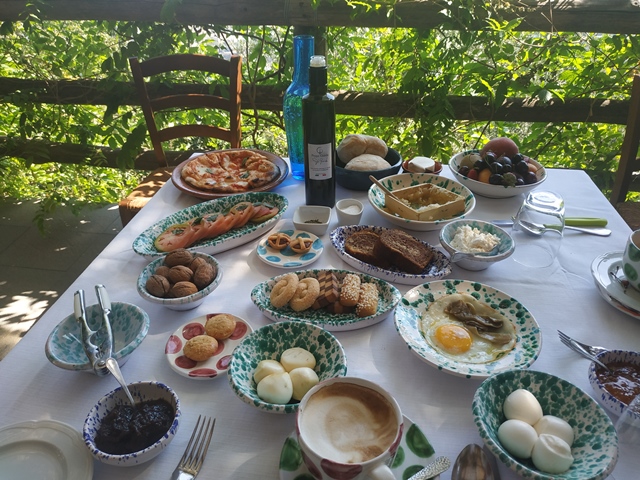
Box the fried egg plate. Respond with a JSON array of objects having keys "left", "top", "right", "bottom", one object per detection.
[{"left": 420, "top": 293, "right": 516, "bottom": 364}]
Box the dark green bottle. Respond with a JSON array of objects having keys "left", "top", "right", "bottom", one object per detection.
[{"left": 302, "top": 55, "right": 336, "bottom": 207}]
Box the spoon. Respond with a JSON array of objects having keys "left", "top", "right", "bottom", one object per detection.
[
  {"left": 451, "top": 444, "right": 497, "bottom": 480},
  {"left": 450, "top": 244, "right": 501, "bottom": 263},
  {"left": 408, "top": 455, "right": 451, "bottom": 480}
]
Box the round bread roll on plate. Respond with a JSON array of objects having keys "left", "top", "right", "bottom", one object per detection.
[{"left": 345, "top": 153, "right": 391, "bottom": 171}]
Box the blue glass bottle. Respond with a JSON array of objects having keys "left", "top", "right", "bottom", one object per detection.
[{"left": 284, "top": 35, "right": 314, "bottom": 180}]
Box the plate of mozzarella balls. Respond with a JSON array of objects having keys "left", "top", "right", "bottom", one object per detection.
[
  {"left": 473, "top": 369, "right": 618, "bottom": 480},
  {"left": 335, "top": 134, "right": 402, "bottom": 191}
]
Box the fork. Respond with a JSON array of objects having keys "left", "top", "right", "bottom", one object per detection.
[
  {"left": 557, "top": 330, "right": 610, "bottom": 370},
  {"left": 171, "top": 415, "right": 216, "bottom": 480}
]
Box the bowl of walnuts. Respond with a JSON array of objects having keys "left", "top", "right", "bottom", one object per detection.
[{"left": 137, "top": 249, "right": 222, "bottom": 311}]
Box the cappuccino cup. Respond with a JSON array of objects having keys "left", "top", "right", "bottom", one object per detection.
[
  {"left": 296, "top": 376, "right": 403, "bottom": 480},
  {"left": 623, "top": 229, "right": 640, "bottom": 291}
]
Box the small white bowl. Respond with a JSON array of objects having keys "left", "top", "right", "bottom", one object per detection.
[
  {"left": 439, "top": 219, "right": 515, "bottom": 270},
  {"left": 293, "top": 206, "right": 331, "bottom": 236},
  {"left": 45, "top": 302, "right": 149, "bottom": 373},
  {"left": 83, "top": 381, "right": 180, "bottom": 467},
  {"left": 588, "top": 349, "right": 640, "bottom": 417},
  {"left": 137, "top": 252, "right": 223, "bottom": 311},
  {"left": 335, "top": 198, "right": 363, "bottom": 226},
  {"left": 449, "top": 150, "right": 547, "bottom": 199}
]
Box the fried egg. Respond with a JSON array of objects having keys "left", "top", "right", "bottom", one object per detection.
[{"left": 421, "top": 293, "right": 516, "bottom": 364}]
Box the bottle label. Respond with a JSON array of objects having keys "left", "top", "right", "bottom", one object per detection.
[{"left": 307, "top": 143, "right": 333, "bottom": 180}]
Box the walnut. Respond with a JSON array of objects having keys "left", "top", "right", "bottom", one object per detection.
[
  {"left": 164, "top": 248, "right": 194, "bottom": 267},
  {"left": 168, "top": 265, "right": 193, "bottom": 284},
  {"left": 171, "top": 281, "right": 198, "bottom": 298},
  {"left": 189, "top": 256, "right": 208, "bottom": 272},
  {"left": 193, "top": 262, "right": 216, "bottom": 289},
  {"left": 155, "top": 265, "right": 171, "bottom": 278},
  {"left": 146, "top": 274, "right": 171, "bottom": 297}
]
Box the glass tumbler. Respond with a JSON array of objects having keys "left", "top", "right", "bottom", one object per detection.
[{"left": 511, "top": 191, "right": 565, "bottom": 268}]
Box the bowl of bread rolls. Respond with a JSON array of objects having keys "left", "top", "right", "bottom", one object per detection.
[{"left": 335, "top": 134, "right": 402, "bottom": 191}]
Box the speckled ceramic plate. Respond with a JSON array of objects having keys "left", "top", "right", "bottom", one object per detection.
[
  {"left": 256, "top": 229, "right": 323, "bottom": 269},
  {"left": 251, "top": 268, "right": 402, "bottom": 332},
  {"left": 171, "top": 149, "right": 289, "bottom": 200},
  {"left": 132, "top": 192, "right": 288, "bottom": 258},
  {"left": 329, "top": 225, "right": 451, "bottom": 285},
  {"left": 394, "top": 279, "right": 542, "bottom": 379},
  {"left": 165, "top": 313, "right": 253, "bottom": 380},
  {"left": 591, "top": 251, "right": 640, "bottom": 319},
  {"left": 279, "top": 415, "right": 438, "bottom": 479},
  {"left": 0, "top": 420, "right": 93, "bottom": 480},
  {"left": 473, "top": 369, "right": 618, "bottom": 480},
  {"left": 227, "top": 321, "right": 347, "bottom": 414},
  {"left": 367, "top": 173, "right": 476, "bottom": 231}
]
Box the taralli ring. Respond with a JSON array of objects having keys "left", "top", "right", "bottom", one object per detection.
[
  {"left": 267, "top": 233, "right": 291, "bottom": 250},
  {"left": 290, "top": 237, "right": 313, "bottom": 254},
  {"left": 269, "top": 273, "right": 299, "bottom": 308}
]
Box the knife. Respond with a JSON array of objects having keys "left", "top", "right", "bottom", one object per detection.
[
  {"left": 492, "top": 219, "right": 611, "bottom": 236},
  {"left": 495, "top": 217, "right": 608, "bottom": 227}
]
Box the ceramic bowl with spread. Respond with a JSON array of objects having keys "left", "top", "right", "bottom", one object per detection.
[
  {"left": 439, "top": 219, "right": 515, "bottom": 270},
  {"left": 45, "top": 302, "right": 149, "bottom": 373},
  {"left": 588, "top": 349, "right": 640, "bottom": 417},
  {"left": 83, "top": 381, "right": 180, "bottom": 466}
]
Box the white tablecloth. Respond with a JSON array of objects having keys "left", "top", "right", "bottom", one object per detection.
[{"left": 2, "top": 168, "right": 638, "bottom": 479}]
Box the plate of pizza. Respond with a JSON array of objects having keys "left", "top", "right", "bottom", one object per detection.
[{"left": 171, "top": 148, "right": 289, "bottom": 200}]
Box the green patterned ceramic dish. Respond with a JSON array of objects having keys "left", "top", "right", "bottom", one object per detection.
[
  {"left": 45, "top": 302, "right": 149, "bottom": 373},
  {"left": 251, "top": 269, "right": 402, "bottom": 332},
  {"left": 367, "top": 173, "right": 476, "bottom": 232},
  {"left": 278, "top": 415, "right": 438, "bottom": 479},
  {"left": 132, "top": 192, "right": 288, "bottom": 258},
  {"left": 473, "top": 369, "right": 618, "bottom": 480},
  {"left": 394, "top": 279, "right": 541, "bottom": 379},
  {"left": 227, "top": 321, "right": 347, "bottom": 414}
]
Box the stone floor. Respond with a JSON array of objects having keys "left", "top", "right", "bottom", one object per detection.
[{"left": 0, "top": 199, "right": 122, "bottom": 360}]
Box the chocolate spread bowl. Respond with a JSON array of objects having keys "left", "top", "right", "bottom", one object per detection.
[{"left": 588, "top": 349, "right": 640, "bottom": 417}]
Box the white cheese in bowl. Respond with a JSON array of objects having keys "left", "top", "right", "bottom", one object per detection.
[{"left": 450, "top": 225, "right": 500, "bottom": 253}]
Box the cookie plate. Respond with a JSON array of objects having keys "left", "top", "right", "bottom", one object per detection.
[
  {"left": 257, "top": 229, "right": 323, "bottom": 269},
  {"left": 251, "top": 268, "right": 401, "bottom": 332}
]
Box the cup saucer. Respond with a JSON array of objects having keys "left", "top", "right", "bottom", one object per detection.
[
  {"left": 591, "top": 251, "right": 640, "bottom": 319},
  {"left": 278, "top": 415, "right": 439, "bottom": 479}
]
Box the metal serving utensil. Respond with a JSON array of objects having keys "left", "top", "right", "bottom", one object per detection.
[
  {"left": 492, "top": 219, "right": 611, "bottom": 237},
  {"left": 407, "top": 455, "right": 451, "bottom": 480},
  {"left": 451, "top": 444, "right": 497, "bottom": 480}
]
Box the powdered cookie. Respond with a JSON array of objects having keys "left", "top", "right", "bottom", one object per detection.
[
  {"left": 183, "top": 335, "right": 219, "bottom": 362},
  {"left": 270, "top": 273, "right": 299, "bottom": 308},
  {"left": 205, "top": 313, "right": 237, "bottom": 340},
  {"left": 290, "top": 278, "right": 320, "bottom": 312},
  {"left": 339, "top": 273, "right": 361, "bottom": 307},
  {"left": 356, "top": 283, "right": 379, "bottom": 318}
]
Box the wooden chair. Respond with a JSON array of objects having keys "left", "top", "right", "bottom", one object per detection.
[
  {"left": 119, "top": 53, "right": 242, "bottom": 226},
  {"left": 611, "top": 74, "right": 640, "bottom": 230}
]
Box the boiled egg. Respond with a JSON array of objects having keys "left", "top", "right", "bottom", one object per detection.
[
  {"left": 253, "top": 359, "right": 286, "bottom": 384},
  {"left": 498, "top": 419, "right": 538, "bottom": 459},
  {"left": 256, "top": 371, "right": 293, "bottom": 404},
  {"left": 534, "top": 415, "right": 574, "bottom": 447},
  {"left": 503, "top": 389, "right": 543, "bottom": 425},
  {"left": 289, "top": 367, "right": 319, "bottom": 401},
  {"left": 531, "top": 434, "right": 574, "bottom": 474},
  {"left": 280, "top": 347, "right": 316, "bottom": 372}
]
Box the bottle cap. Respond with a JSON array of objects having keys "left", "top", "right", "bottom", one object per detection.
[{"left": 310, "top": 55, "right": 326, "bottom": 68}]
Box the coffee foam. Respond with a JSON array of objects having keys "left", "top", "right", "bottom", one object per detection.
[{"left": 299, "top": 383, "right": 398, "bottom": 464}]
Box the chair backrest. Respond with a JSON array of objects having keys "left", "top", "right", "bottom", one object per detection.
[
  {"left": 129, "top": 53, "right": 242, "bottom": 167},
  {"left": 611, "top": 74, "right": 640, "bottom": 205}
]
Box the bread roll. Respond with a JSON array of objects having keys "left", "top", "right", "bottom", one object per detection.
[
  {"left": 337, "top": 134, "right": 388, "bottom": 163},
  {"left": 345, "top": 154, "right": 390, "bottom": 171}
]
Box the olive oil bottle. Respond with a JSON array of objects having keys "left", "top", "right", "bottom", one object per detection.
[{"left": 302, "top": 55, "right": 336, "bottom": 207}]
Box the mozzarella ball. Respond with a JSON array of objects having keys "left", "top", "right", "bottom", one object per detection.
[
  {"left": 289, "top": 367, "right": 320, "bottom": 401},
  {"left": 497, "top": 419, "right": 538, "bottom": 459},
  {"left": 534, "top": 415, "right": 574, "bottom": 447},
  {"left": 256, "top": 372, "right": 293, "bottom": 404},
  {"left": 531, "top": 434, "right": 574, "bottom": 474},
  {"left": 253, "top": 359, "right": 286, "bottom": 384},
  {"left": 280, "top": 347, "right": 316, "bottom": 372},
  {"left": 503, "top": 389, "right": 543, "bottom": 425}
]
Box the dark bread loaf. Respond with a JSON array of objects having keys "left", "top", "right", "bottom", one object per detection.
[
  {"left": 372, "top": 229, "right": 433, "bottom": 274},
  {"left": 344, "top": 231, "right": 391, "bottom": 269}
]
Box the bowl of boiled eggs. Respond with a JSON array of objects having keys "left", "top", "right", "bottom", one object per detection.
[
  {"left": 472, "top": 369, "right": 618, "bottom": 480},
  {"left": 227, "top": 321, "right": 347, "bottom": 414}
]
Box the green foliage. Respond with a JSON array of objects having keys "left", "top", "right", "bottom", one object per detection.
[{"left": 1, "top": 0, "right": 639, "bottom": 223}]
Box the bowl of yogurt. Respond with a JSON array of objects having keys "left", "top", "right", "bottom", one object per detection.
[{"left": 439, "top": 219, "right": 514, "bottom": 270}]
